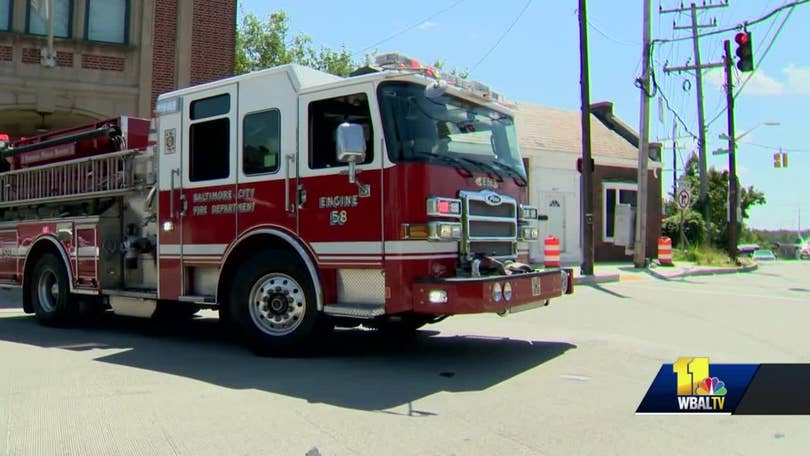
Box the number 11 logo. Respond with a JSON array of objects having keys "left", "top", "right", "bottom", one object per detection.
[{"left": 673, "top": 357, "right": 710, "bottom": 396}]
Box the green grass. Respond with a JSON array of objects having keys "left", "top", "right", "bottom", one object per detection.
[{"left": 672, "top": 246, "right": 738, "bottom": 267}]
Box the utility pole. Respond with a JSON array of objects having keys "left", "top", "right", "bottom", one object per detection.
[
  {"left": 578, "top": 0, "right": 594, "bottom": 276},
  {"left": 671, "top": 120, "right": 678, "bottom": 200},
  {"left": 724, "top": 39, "right": 738, "bottom": 260},
  {"left": 662, "top": 1, "right": 728, "bottom": 227},
  {"left": 634, "top": 0, "right": 652, "bottom": 268}
]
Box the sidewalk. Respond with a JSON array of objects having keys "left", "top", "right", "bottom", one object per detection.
[{"left": 544, "top": 260, "right": 758, "bottom": 285}]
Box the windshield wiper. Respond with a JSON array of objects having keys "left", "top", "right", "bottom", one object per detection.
[
  {"left": 413, "top": 151, "right": 475, "bottom": 177},
  {"left": 487, "top": 160, "right": 528, "bottom": 187},
  {"left": 456, "top": 157, "right": 505, "bottom": 182}
]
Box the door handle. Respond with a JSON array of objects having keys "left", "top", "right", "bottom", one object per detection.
[
  {"left": 284, "top": 153, "right": 295, "bottom": 213},
  {"left": 170, "top": 168, "right": 180, "bottom": 218}
]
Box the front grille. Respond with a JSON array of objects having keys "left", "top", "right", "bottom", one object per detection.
[
  {"left": 469, "top": 241, "right": 515, "bottom": 257},
  {"left": 460, "top": 190, "right": 517, "bottom": 259}
]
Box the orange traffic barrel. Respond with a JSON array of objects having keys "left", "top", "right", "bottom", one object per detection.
[
  {"left": 658, "top": 236, "right": 673, "bottom": 266},
  {"left": 544, "top": 236, "right": 561, "bottom": 268}
]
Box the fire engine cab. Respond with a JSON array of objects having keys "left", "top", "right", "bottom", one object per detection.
[{"left": 0, "top": 53, "right": 573, "bottom": 354}]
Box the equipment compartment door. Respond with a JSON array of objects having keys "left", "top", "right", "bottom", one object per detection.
[{"left": 297, "top": 85, "right": 384, "bottom": 269}]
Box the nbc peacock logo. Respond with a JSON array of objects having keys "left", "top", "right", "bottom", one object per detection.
[{"left": 673, "top": 357, "right": 727, "bottom": 411}]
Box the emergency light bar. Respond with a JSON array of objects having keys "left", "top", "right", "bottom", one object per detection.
[{"left": 364, "top": 52, "right": 506, "bottom": 103}]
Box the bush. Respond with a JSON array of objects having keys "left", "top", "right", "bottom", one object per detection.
[
  {"left": 672, "top": 246, "right": 735, "bottom": 266},
  {"left": 662, "top": 209, "right": 705, "bottom": 248}
]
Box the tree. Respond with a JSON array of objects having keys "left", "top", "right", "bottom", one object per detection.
[
  {"left": 235, "top": 11, "right": 356, "bottom": 76},
  {"left": 673, "top": 154, "right": 766, "bottom": 248}
]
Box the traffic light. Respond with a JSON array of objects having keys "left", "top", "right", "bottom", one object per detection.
[
  {"left": 773, "top": 152, "right": 788, "bottom": 168},
  {"left": 735, "top": 32, "right": 754, "bottom": 72}
]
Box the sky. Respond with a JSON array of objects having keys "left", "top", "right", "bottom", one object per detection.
[{"left": 238, "top": 0, "right": 810, "bottom": 231}]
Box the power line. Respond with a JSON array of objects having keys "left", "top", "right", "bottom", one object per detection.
[
  {"left": 648, "top": 41, "right": 699, "bottom": 141},
  {"left": 705, "top": 6, "right": 795, "bottom": 127},
  {"left": 748, "top": 143, "right": 810, "bottom": 152},
  {"left": 587, "top": 19, "right": 639, "bottom": 46},
  {"left": 469, "top": 0, "right": 533, "bottom": 74},
  {"left": 653, "top": 0, "right": 810, "bottom": 45},
  {"left": 356, "top": 0, "right": 466, "bottom": 55}
]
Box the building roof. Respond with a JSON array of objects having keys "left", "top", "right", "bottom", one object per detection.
[{"left": 514, "top": 102, "right": 645, "bottom": 161}]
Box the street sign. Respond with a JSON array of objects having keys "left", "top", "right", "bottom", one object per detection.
[{"left": 678, "top": 188, "right": 692, "bottom": 210}]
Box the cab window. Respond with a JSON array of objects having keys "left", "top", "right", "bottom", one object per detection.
[
  {"left": 189, "top": 94, "right": 230, "bottom": 182},
  {"left": 308, "top": 93, "right": 373, "bottom": 169},
  {"left": 243, "top": 109, "right": 280, "bottom": 175}
]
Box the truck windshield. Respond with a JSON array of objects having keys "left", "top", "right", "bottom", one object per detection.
[{"left": 378, "top": 81, "right": 526, "bottom": 182}]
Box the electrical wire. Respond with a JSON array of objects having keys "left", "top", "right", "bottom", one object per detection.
[
  {"left": 469, "top": 0, "right": 533, "bottom": 74},
  {"left": 704, "top": 6, "right": 795, "bottom": 127},
  {"left": 748, "top": 143, "right": 810, "bottom": 152},
  {"left": 587, "top": 19, "right": 639, "bottom": 46},
  {"left": 357, "top": 0, "right": 466, "bottom": 55},
  {"left": 652, "top": 0, "right": 810, "bottom": 45},
  {"left": 647, "top": 42, "right": 699, "bottom": 142}
]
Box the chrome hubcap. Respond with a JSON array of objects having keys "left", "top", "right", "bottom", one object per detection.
[
  {"left": 37, "top": 269, "right": 59, "bottom": 313},
  {"left": 248, "top": 273, "right": 306, "bottom": 336}
]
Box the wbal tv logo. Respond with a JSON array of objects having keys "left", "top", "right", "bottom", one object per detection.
[{"left": 674, "top": 357, "right": 727, "bottom": 411}]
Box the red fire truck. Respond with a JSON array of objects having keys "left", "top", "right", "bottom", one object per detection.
[{"left": 0, "top": 53, "right": 573, "bottom": 354}]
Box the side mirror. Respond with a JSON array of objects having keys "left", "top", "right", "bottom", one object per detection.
[{"left": 336, "top": 122, "right": 366, "bottom": 184}]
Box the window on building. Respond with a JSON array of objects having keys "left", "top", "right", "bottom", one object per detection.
[
  {"left": 27, "top": 0, "right": 72, "bottom": 38},
  {"left": 243, "top": 110, "right": 280, "bottom": 175},
  {"left": 0, "top": 0, "right": 11, "bottom": 31},
  {"left": 603, "top": 182, "right": 637, "bottom": 241},
  {"left": 86, "top": 0, "right": 128, "bottom": 44},
  {"left": 308, "top": 93, "right": 373, "bottom": 169},
  {"left": 189, "top": 94, "right": 231, "bottom": 182}
]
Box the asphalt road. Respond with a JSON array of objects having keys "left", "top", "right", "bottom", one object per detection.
[{"left": 0, "top": 261, "right": 809, "bottom": 455}]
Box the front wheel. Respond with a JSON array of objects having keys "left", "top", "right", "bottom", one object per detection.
[
  {"left": 228, "top": 250, "right": 328, "bottom": 355},
  {"left": 30, "top": 253, "right": 75, "bottom": 325}
]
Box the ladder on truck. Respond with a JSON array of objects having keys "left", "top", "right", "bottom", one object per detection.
[{"left": 0, "top": 149, "right": 144, "bottom": 208}]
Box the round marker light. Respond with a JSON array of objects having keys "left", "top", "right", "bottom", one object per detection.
[
  {"left": 503, "top": 282, "right": 513, "bottom": 301},
  {"left": 492, "top": 283, "right": 503, "bottom": 302}
]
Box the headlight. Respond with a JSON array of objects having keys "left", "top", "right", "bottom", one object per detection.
[
  {"left": 519, "top": 205, "right": 538, "bottom": 221},
  {"left": 427, "top": 197, "right": 462, "bottom": 217},
  {"left": 519, "top": 226, "right": 539, "bottom": 241},
  {"left": 428, "top": 222, "right": 462, "bottom": 241}
]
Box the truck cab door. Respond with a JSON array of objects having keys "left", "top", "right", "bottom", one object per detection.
[
  {"left": 297, "top": 85, "right": 384, "bottom": 272},
  {"left": 157, "top": 84, "right": 238, "bottom": 299}
]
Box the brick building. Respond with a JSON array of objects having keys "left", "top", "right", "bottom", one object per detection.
[{"left": 0, "top": 0, "right": 236, "bottom": 138}]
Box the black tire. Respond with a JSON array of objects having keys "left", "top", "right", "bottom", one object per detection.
[
  {"left": 228, "top": 250, "right": 328, "bottom": 356},
  {"left": 29, "top": 253, "right": 75, "bottom": 325}
]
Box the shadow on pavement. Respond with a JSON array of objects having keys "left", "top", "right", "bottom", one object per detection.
[
  {"left": 0, "top": 313, "right": 575, "bottom": 411},
  {"left": 580, "top": 284, "right": 628, "bottom": 299}
]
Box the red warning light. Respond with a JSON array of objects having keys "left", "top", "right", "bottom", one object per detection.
[{"left": 735, "top": 32, "right": 749, "bottom": 45}]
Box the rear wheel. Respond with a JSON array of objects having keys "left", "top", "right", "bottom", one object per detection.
[
  {"left": 228, "top": 250, "right": 328, "bottom": 355},
  {"left": 30, "top": 253, "right": 75, "bottom": 325}
]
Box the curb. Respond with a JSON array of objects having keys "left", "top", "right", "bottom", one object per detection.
[{"left": 647, "top": 262, "right": 758, "bottom": 280}]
